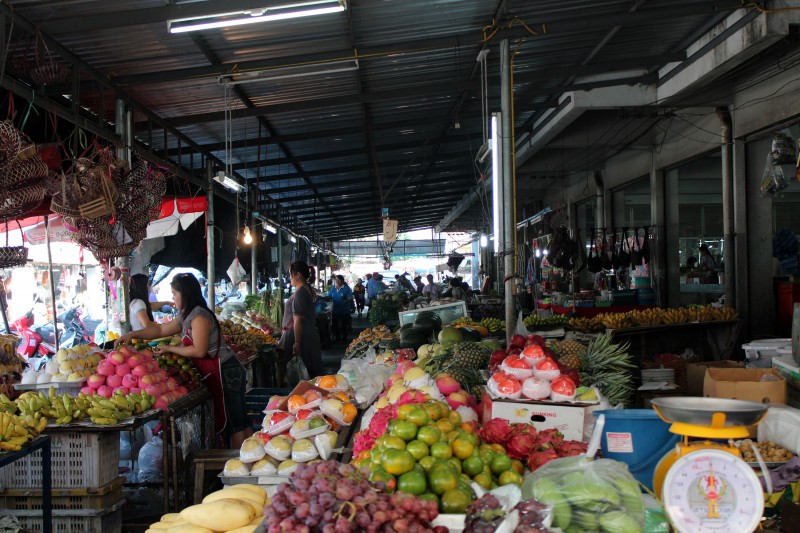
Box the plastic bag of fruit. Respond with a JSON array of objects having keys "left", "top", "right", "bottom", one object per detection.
[{"left": 521, "top": 454, "right": 644, "bottom": 532}]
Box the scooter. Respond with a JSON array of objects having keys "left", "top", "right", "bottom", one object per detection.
[
  {"left": 12, "top": 311, "right": 44, "bottom": 359},
  {"left": 35, "top": 306, "right": 93, "bottom": 356}
]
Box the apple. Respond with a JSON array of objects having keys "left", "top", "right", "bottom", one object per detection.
[
  {"left": 509, "top": 334, "right": 526, "bottom": 349},
  {"left": 106, "top": 374, "right": 123, "bottom": 388},
  {"left": 127, "top": 354, "right": 143, "bottom": 366},
  {"left": 115, "top": 363, "right": 131, "bottom": 377},
  {"left": 97, "top": 385, "right": 113, "bottom": 398},
  {"left": 113, "top": 386, "right": 130, "bottom": 395},
  {"left": 122, "top": 374, "right": 137, "bottom": 389},
  {"left": 118, "top": 346, "right": 131, "bottom": 356},
  {"left": 166, "top": 378, "right": 177, "bottom": 391},
  {"left": 303, "top": 390, "right": 322, "bottom": 403},
  {"left": 139, "top": 374, "right": 155, "bottom": 386},
  {"left": 446, "top": 391, "right": 469, "bottom": 410},
  {"left": 132, "top": 365, "right": 148, "bottom": 378},
  {"left": 266, "top": 395, "right": 284, "bottom": 411},
  {"left": 107, "top": 351, "right": 126, "bottom": 366},
  {"left": 154, "top": 397, "right": 169, "bottom": 410},
  {"left": 87, "top": 374, "right": 106, "bottom": 389},
  {"left": 129, "top": 387, "right": 141, "bottom": 395},
  {"left": 80, "top": 386, "right": 94, "bottom": 395},
  {"left": 97, "top": 360, "right": 115, "bottom": 377},
  {"left": 145, "top": 385, "right": 160, "bottom": 397}
]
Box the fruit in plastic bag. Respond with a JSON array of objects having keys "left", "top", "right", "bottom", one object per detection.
[
  {"left": 223, "top": 458, "right": 251, "bottom": 477},
  {"left": 239, "top": 436, "right": 266, "bottom": 463}
]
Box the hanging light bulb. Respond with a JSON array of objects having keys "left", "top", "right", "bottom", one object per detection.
[
  {"left": 480, "top": 235, "right": 488, "bottom": 248},
  {"left": 543, "top": 248, "right": 549, "bottom": 256},
  {"left": 243, "top": 226, "right": 253, "bottom": 245},
  {"left": 535, "top": 249, "right": 541, "bottom": 258}
]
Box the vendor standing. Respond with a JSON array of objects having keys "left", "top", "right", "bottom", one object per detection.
[
  {"left": 698, "top": 244, "right": 718, "bottom": 284},
  {"left": 116, "top": 273, "right": 251, "bottom": 448},
  {"left": 329, "top": 275, "right": 353, "bottom": 343},
  {"left": 281, "top": 261, "right": 323, "bottom": 377},
  {"left": 129, "top": 274, "right": 156, "bottom": 332},
  {"left": 353, "top": 278, "right": 365, "bottom": 318}
]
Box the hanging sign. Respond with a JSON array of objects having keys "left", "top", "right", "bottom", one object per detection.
[{"left": 383, "top": 219, "right": 398, "bottom": 243}]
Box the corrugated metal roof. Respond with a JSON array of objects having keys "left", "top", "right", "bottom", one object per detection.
[{"left": 2, "top": 0, "right": 751, "bottom": 239}]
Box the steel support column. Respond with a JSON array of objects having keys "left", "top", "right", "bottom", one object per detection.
[
  {"left": 500, "top": 40, "right": 516, "bottom": 341},
  {"left": 650, "top": 152, "right": 666, "bottom": 307},
  {"left": 251, "top": 186, "right": 258, "bottom": 295},
  {"left": 732, "top": 138, "right": 748, "bottom": 329},
  {"left": 115, "top": 99, "right": 132, "bottom": 334},
  {"left": 206, "top": 160, "right": 216, "bottom": 308}
]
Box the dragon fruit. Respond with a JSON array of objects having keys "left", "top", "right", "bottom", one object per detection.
[
  {"left": 477, "top": 418, "right": 513, "bottom": 444},
  {"left": 505, "top": 424, "right": 538, "bottom": 460},
  {"left": 527, "top": 448, "right": 559, "bottom": 471},
  {"left": 533, "top": 428, "right": 565, "bottom": 450},
  {"left": 557, "top": 440, "right": 588, "bottom": 457}
]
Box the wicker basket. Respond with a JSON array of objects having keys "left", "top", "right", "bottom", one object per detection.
[
  {"left": 0, "top": 154, "right": 49, "bottom": 188},
  {"left": 0, "top": 183, "right": 46, "bottom": 219},
  {"left": 0, "top": 121, "right": 21, "bottom": 172},
  {"left": 0, "top": 246, "right": 27, "bottom": 268}
]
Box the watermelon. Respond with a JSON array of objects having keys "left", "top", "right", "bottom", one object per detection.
[
  {"left": 399, "top": 329, "right": 428, "bottom": 349},
  {"left": 459, "top": 327, "right": 482, "bottom": 342}
]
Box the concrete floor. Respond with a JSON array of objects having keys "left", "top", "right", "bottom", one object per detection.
[{"left": 320, "top": 312, "right": 371, "bottom": 374}]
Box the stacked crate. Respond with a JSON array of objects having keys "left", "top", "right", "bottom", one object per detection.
[{"left": 0, "top": 431, "right": 123, "bottom": 533}]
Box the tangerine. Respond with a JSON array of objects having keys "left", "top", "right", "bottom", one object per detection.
[
  {"left": 287, "top": 395, "right": 306, "bottom": 411},
  {"left": 342, "top": 402, "right": 357, "bottom": 424},
  {"left": 317, "top": 375, "right": 338, "bottom": 389}
]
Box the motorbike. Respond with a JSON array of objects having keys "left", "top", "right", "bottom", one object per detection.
[
  {"left": 32, "top": 306, "right": 93, "bottom": 356},
  {"left": 12, "top": 311, "right": 45, "bottom": 359}
]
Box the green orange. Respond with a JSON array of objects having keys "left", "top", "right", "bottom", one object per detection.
[
  {"left": 406, "top": 440, "right": 430, "bottom": 461},
  {"left": 382, "top": 449, "right": 415, "bottom": 476},
  {"left": 489, "top": 454, "right": 513, "bottom": 475},
  {"left": 462, "top": 456, "right": 484, "bottom": 477},
  {"left": 397, "top": 470, "right": 427, "bottom": 495},
  {"left": 430, "top": 442, "right": 452, "bottom": 460},
  {"left": 389, "top": 420, "right": 419, "bottom": 442},
  {"left": 428, "top": 468, "right": 458, "bottom": 496},
  {"left": 407, "top": 408, "right": 430, "bottom": 427},
  {"left": 440, "top": 489, "right": 471, "bottom": 513},
  {"left": 451, "top": 438, "right": 475, "bottom": 460},
  {"left": 416, "top": 426, "right": 442, "bottom": 446}
]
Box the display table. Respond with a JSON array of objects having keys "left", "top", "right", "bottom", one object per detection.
[
  {"left": 0, "top": 435, "right": 52, "bottom": 533},
  {"left": 608, "top": 319, "right": 741, "bottom": 361}
]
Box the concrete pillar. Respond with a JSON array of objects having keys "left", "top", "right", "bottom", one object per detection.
[
  {"left": 500, "top": 39, "right": 516, "bottom": 341},
  {"left": 115, "top": 99, "right": 131, "bottom": 333},
  {"left": 650, "top": 152, "right": 666, "bottom": 307},
  {"left": 665, "top": 168, "right": 681, "bottom": 308},
  {"left": 250, "top": 186, "right": 258, "bottom": 295},
  {"left": 717, "top": 108, "right": 735, "bottom": 308},
  {"left": 746, "top": 137, "right": 775, "bottom": 336},
  {"left": 732, "top": 138, "right": 749, "bottom": 332}
]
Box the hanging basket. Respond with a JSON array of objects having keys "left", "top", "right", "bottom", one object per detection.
[
  {"left": 0, "top": 122, "right": 21, "bottom": 172},
  {"left": 78, "top": 171, "right": 117, "bottom": 219},
  {"left": 0, "top": 184, "right": 46, "bottom": 219},
  {"left": 0, "top": 220, "right": 28, "bottom": 269},
  {"left": 0, "top": 154, "right": 49, "bottom": 188}
]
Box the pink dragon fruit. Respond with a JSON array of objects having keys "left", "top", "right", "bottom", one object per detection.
[
  {"left": 505, "top": 424, "right": 538, "bottom": 460},
  {"left": 527, "top": 448, "right": 559, "bottom": 471},
  {"left": 557, "top": 440, "right": 588, "bottom": 457},
  {"left": 477, "top": 418, "right": 513, "bottom": 445},
  {"left": 533, "top": 428, "right": 565, "bottom": 450}
]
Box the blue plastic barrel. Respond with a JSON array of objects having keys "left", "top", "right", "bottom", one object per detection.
[{"left": 593, "top": 409, "right": 680, "bottom": 491}]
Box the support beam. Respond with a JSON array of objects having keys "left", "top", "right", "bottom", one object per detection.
[
  {"left": 717, "top": 107, "right": 735, "bottom": 307},
  {"left": 501, "top": 39, "right": 516, "bottom": 342},
  {"left": 436, "top": 179, "right": 490, "bottom": 232},
  {"left": 207, "top": 160, "right": 216, "bottom": 307}
]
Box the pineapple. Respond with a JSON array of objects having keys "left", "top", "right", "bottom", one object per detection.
[
  {"left": 452, "top": 342, "right": 489, "bottom": 369},
  {"left": 579, "top": 334, "right": 636, "bottom": 406},
  {"left": 553, "top": 340, "right": 586, "bottom": 370}
]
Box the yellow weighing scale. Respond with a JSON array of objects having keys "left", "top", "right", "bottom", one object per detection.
[{"left": 650, "top": 397, "right": 771, "bottom": 533}]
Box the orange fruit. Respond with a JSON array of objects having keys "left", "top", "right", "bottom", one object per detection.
[
  {"left": 287, "top": 395, "right": 306, "bottom": 411},
  {"left": 333, "top": 391, "right": 350, "bottom": 402},
  {"left": 317, "top": 375, "right": 337, "bottom": 389},
  {"left": 342, "top": 402, "right": 357, "bottom": 424},
  {"left": 452, "top": 438, "right": 475, "bottom": 460}
]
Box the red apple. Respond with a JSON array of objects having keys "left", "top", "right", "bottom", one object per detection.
[
  {"left": 106, "top": 374, "right": 123, "bottom": 388},
  {"left": 87, "top": 374, "right": 106, "bottom": 389},
  {"left": 509, "top": 334, "right": 526, "bottom": 349},
  {"left": 107, "top": 351, "right": 126, "bottom": 366},
  {"left": 115, "top": 363, "right": 131, "bottom": 377}
]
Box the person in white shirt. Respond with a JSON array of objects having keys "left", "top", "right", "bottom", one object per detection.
[
  {"left": 422, "top": 274, "right": 442, "bottom": 301},
  {"left": 129, "top": 274, "right": 156, "bottom": 332}
]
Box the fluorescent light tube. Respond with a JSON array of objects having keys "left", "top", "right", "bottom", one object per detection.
[
  {"left": 491, "top": 113, "right": 501, "bottom": 254},
  {"left": 480, "top": 235, "right": 488, "bottom": 248},
  {"left": 213, "top": 171, "right": 244, "bottom": 192},
  {"left": 264, "top": 223, "right": 277, "bottom": 234},
  {"left": 289, "top": 235, "right": 297, "bottom": 243},
  {"left": 168, "top": 2, "right": 344, "bottom": 33}
]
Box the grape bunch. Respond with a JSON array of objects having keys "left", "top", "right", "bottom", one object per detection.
[
  {"left": 464, "top": 494, "right": 553, "bottom": 533},
  {"left": 265, "top": 460, "right": 449, "bottom": 533}
]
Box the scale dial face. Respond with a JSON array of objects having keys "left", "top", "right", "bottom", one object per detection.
[{"left": 663, "top": 449, "right": 763, "bottom": 533}]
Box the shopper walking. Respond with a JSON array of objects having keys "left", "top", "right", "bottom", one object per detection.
[
  {"left": 413, "top": 275, "right": 425, "bottom": 293},
  {"left": 280, "top": 261, "right": 323, "bottom": 377},
  {"left": 329, "top": 275, "right": 353, "bottom": 343},
  {"left": 129, "top": 274, "right": 156, "bottom": 332},
  {"left": 366, "top": 272, "right": 378, "bottom": 307},
  {"left": 116, "top": 273, "right": 251, "bottom": 449},
  {"left": 353, "top": 278, "right": 365, "bottom": 317}
]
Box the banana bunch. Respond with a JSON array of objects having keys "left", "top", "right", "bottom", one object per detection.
[
  {"left": 0, "top": 393, "right": 17, "bottom": 414},
  {"left": 479, "top": 317, "right": 504, "bottom": 333},
  {"left": 598, "top": 313, "right": 634, "bottom": 330},
  {"left": 661, "top": 307, "right": 689, "bottom": 324},
  {"left": 628, "top": 308, "right": 662, "bottom": 327},
  {"left": 16, "top": 388, "right": 88, "bottom": 425},
  {"left": 0, "top": 411, "right": 45, "bottom": 452},
  {"left": 85, "top": 391, "right": 155, "bottom": 425},
  {"left": 714, "top": 306, "right": 739, "bottom": 320},
  {"left": 568, "top": 317, "right": 605, "bottom": 333},
  {"left": 687, "top": 306, "right": 717, "bottom": 323}
]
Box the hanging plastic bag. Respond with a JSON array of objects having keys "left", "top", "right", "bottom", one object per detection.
[
  {"left": 227, "top": 256, "right": 246, "bottom": 285},
  {"left": 761, "top": 156, "right": 789, "bottom": 197},
  {"left": 771, "top": 132, "right": 796, "bottom": 165},
  {"left": 286, "top": 355, "right": 310, "bottom": 387},
  {"left": 137, "top": 436, "right": 163, "bottom": 483}
]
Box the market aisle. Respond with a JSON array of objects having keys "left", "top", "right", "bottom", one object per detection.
[{"left": 320, "top": 312, "right": 370, "bottom": 374}]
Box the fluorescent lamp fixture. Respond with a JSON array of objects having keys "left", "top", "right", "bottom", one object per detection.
[
  {"left": 242, "top": 226, "right": 253, "bottom": 245},
  {"left": 480, "top": 235, "right": 488, "bottom": 248},
  {"left": 543, "top": 248, "right": 549, "bottom": 256},
  {"left": 213, "top": 171, "right": 244, "bottom": 192},
  {"left": 168, "top": 1, "right": 345, "bottom": 33},
  {"left": 289, "top": 235, "right": 297, "bottom": 243},
  {"left": 264, "top": 223, "right": 277, "bottom": 234},
  {"left": 491, "top": 113, "right": 501, "bottom": 254},
  {"left": 535, "top": 249, "right": 541, "bottom": 258},
  {"left": 220, "top": 59, "right": 358, "bottom": 86}
]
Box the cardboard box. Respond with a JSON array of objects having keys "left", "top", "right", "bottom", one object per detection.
[
  {"left": 773, "top": 355, "right": 800, "bottom": 392},
  {"left": 703, "top": 367, "right": 787, "bottom": 404},
  {"left": 686, "top": 360, "right": 744, "bottom": 397},
  {"left": 482, "top": 390, "right": 593, "bottom": 441}
]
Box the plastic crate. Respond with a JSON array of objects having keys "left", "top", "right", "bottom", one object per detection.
[
  {"left": 3, "top": 499, "right": 123, "bottom": 533},
  {"left": 0, "top": 431, "right": 119, "bottom": 490},
  {"left": 0, "top": 476, "right": 124, "bottom": 511}
]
